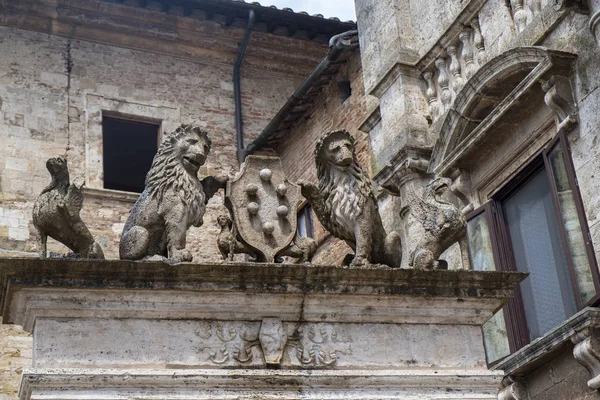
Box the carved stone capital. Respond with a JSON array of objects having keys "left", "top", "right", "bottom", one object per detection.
[
  {"left": 572, "top": 327, "right": 600, "bottom": 390},
  {"left": 498, "top": 377, "right": 528, "bottom": 400},
  {"left": 375, "top": 149, "right": 433, "bottom": 196}
]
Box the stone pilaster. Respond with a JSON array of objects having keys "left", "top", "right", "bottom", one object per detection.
[{"left": 355, "top": 0, "right": 431, "bottom": 181}]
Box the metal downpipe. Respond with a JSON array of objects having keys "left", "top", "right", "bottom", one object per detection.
[{"left": 234, "top": 9, "right": 256, "bottom": 165}]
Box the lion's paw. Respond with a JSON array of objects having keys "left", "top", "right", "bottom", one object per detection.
[
  {"left": 170, "top": 249, "right": 193, "bottom": 263},
  {"left": 349, "top": 255, "right": 369, "bottom": 269}
]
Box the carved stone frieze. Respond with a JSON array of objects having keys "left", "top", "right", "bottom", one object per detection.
[
  {"left": 194, "top": 320, "right": 351, "bottom": 368},
  {"left": 259, "top": 318, "right": 287, "bottom": 365},
  {"left": 288, "top": 324, "right": 353, "bottom": 367}
]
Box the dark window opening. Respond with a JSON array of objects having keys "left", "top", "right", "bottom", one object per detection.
[
  {"left": 339, "top": 80, "right": 352, "bottom": 102},
  {"left": 102, "top": 116, "right": 159, "bottom": 193},
  {"left": 297, "top": 204, "right": 314, "bottom": 238}
]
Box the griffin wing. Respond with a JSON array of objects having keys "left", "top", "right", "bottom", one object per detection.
[
  {"left": 408, "top": 186, "right": 441, "bottom": 236},
  {"left": 64, "top": 177, "right": 85, "bottom": 219}
]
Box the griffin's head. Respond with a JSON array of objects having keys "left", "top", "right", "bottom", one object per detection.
[
  {"left": 168, "top": 125, "right": 211, "bottom": 174},
  {"left": 46, "top": 157, "right": 69, "bottom": 181},
  {"left": 427, "top": 177, "right": 452, "bottom": 198},
  {"left": 315, "top": 129, "right": 356, "bottom": 169}
]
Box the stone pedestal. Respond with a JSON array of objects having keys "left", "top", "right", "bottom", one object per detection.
[{"left": 0, "top": 258, "right": 525, "bottom": 399}]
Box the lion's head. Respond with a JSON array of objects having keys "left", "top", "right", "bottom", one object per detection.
[
  {"left": 314, "top": 129, "right": 373, "bottom": 199},
  {"left": 313, "top": 130, "right": 374, "bottom": 238},
  {"left": 145, "top": 124, "right": 211, "bottom": 205}
]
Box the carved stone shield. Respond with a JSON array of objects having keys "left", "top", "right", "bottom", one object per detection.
[{"left": 226, "top": 156, "right": 301, "bottom": 262}]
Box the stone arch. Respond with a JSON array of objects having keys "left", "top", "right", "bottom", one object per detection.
[{"left": 429, "top": 46, "right": 577, "bottom": 176}]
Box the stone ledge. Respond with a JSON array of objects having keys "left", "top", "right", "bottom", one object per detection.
[
  {"left": 493, "top": 307, "right": 600, "bottom": 376},
  {"left": 0, "top": 258, "right": 526, "bottom": 330},
  {"left": 83, "top": 187, "right": 139, "bottom": 203},
  {"left": 19, "top": 368, "right": 505, "bottom": 400},
  {"left": 0, "top": 257, "right": 525, "bottom": 303}
]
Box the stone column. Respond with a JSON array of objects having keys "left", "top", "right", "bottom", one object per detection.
[{"left": 355, "top": 0, "right": 432, "bottom": 178}]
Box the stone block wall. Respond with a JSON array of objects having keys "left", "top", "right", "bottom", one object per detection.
[
  {"left": 517, "top": 344, "right": 600, "bottom": 400},
  {"left": 0, "top": 325, "right": 32, "bottom": 400},
  {"left": 0, "top": 0, "right": 328, "bottom": 261},
  {"left": 276, "top": 51, "right": 371, "bottom": 265}
]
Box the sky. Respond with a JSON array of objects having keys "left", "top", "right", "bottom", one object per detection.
[{"left": 260, "top": 0, "right": 357, "bottom": 21}]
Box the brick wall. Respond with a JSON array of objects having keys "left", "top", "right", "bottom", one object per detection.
[
  {"left": 276, "top": 51, "right": 371, "bottom": 265},
  {"left": 0, "top": 1, "right": 328, "bottom": 261},
  {"left": 0, "top": 325, "right": 32, "bottom": 400}
]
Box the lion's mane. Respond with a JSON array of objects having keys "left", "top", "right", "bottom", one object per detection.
[
  {"left": 315, "top": 130, "right": 373, "bottom": 241},
  {"left": 145, "top": 125, "right": 210, "bottom": 224}
]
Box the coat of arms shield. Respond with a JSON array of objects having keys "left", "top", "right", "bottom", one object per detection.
[{"left": 226, "top": 155, "right": 301, "bottom": 262}]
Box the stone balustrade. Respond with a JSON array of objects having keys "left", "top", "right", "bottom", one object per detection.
[{"left": 421, "top": 16, "right": 487, "bottom": 122}]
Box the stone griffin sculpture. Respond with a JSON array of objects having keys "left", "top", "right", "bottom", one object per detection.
[
  {"left": 216, "top": 213, "right": 257, "bottom": 261},
  {"left": 120, "top": 124, "right": 224, "bottom": 262},
  {"left": 408, "top": 177, "right": 467, "bottom": 270},
  {"left": 32, "top": 157, "right": 104, "bottom": 259},
  {"left": 298, "top": 130, "right": 402, "bottom": 268}
]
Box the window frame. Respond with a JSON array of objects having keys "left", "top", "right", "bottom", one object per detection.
[
  {"left": 297, "top": 203, "right": 315, "bottom": 239},
  {"left": 468, "top": 130, "right": 600, "bottom": 360}
]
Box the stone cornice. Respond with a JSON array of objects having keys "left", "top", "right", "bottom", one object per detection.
[
  {"left": 0, "top": 258, "right": 526, "bottom": 330},
  {"left": 19, "top": 368, "right": 505, "bottom": 399},
  {"left": 494, "top": 307, "right": 600, "bottom": 375}
]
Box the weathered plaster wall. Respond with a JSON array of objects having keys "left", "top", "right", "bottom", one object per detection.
[
  {"left": 0, "top": 5, "right": 327, "bottom": 261},
  {"left": 276, "top": 51, "right": 371, "bottom": 266}
]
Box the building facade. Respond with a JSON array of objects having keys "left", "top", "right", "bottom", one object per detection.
[{"left": 3, "top": 0, "right": 600, "bottom": 399}]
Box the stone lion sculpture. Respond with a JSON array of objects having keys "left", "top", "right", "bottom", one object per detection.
[
  {"left": 408, "top": 176, "right": 467, "bottom": 270},
  {"left": 298, "top": 130, "right": 402, "bottom": 268},
  {"left": 120, "top": 124, "right": 223, "bottom": 262},
  {"left": 33, "top": 157, "right": 104, "bottom": 259}
]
